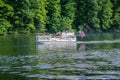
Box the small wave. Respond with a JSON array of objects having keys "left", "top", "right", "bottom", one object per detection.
[{"left": 77, "top": 40, "right": 120, "bottom": 44}]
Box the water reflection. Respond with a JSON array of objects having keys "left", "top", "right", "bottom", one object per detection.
[
  {"left": 0, "top": 35, "right": 36, "bottom": 56},
  {"left": 77, "top": 43, "right": 86, "bottom": 52},
  {"left": 35, "top": 40, "right": 120, "bottom": 54},
  {"left": 36, "top": 42, "right": 77, "bottom": 53}
]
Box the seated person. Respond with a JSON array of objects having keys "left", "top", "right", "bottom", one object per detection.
[{"left": 56, "top": 32, "right": 62, "bottom": 38}]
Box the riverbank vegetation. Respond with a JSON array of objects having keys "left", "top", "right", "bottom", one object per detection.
[{"left": 0, "top": 0, "right": 120, "bottom": 35}]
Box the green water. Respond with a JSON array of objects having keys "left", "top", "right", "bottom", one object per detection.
[{"left": 0, "top": 33, "right": 120, "bottom": 80}]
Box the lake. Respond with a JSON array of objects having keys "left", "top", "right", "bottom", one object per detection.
[{"left": 0, "top": 33, "right": 120, "bottom": 80}]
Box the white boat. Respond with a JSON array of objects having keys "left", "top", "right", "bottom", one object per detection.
[{"left": 36, "top": 32, "right": 76, "bottom": 43}]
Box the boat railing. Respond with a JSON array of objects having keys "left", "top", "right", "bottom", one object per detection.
[{"left": 36, "top": 35, "right": 51, "bottom": 40}]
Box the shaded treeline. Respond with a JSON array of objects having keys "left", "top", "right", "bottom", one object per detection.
[{"left": 0, "top": 0, "right": 120, "bottom": 34}]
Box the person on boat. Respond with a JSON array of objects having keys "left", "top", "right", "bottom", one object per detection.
[
  {"left": 79, "top": 29, "right": 85, "bottom": 38},
  {"left": 62, "top": 28, "right": 75, "bottom": 38},
  {"left": 56, "top": 32, "right": 62, "bottom": 38}
]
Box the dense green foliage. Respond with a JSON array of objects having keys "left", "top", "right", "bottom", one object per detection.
[
  {"left": 46, "top": 0, "right": 61, "bottom": 33},
  {"left": 0, "top": 0, "right": 120, "bottom": 34}
]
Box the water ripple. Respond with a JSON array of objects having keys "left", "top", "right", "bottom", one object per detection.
[{"left": 0, "top": 48, "right": 120, "bottom": 79}]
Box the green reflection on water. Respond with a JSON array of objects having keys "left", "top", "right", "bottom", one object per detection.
[{"left": 0, "top": 34, "right": 36, "bottom": 56}]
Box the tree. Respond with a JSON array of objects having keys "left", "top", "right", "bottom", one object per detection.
[
  {"left": 0, "top": 0, "right": 120, "bottom": 34},
  {"left": 46, "top": 0, "right": 61, "bottom": 33},
  {"left": 60, "top": 0, "right": 76, "bottom": 31},
  {"left": 98, "top": 0, "right": 113, "bottom": 31},
  {"left": 0, "top": 0, "right": 13, "bottom": 34},
  {"left": 111, "top": 0, "right": 120, "bottom": 31},
  {"left": 6, "top": 0, "right": 35, "bottom": 33},
  {"left": 75, "top": 0, "right": 100, "bottom": 32},
  {"left": 30, "top": 0, "right": 47, "bottom": 32},
  {"left": 85, "top": 0, "right": 100, "bottom": 31},
  {"left": 74, "top": 0, "right": 85, "bottom": 30}
]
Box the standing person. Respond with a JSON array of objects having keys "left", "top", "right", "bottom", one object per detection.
[{"left": 79, "top": 30, "right": 85, "bottom": 38}]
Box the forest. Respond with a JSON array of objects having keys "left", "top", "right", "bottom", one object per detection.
[{"left": 0, "top": 0, "right": 120, "bottom": 35}]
